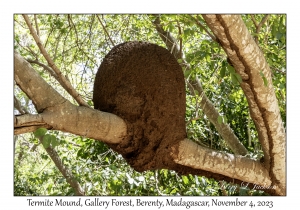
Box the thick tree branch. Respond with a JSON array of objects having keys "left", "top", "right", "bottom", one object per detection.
[
  {"left": 14, "top": 51, "right": 127, "bottom": 144},
  {"left": 202, "top": 14, "right": 286, "bottom": 195},
  {"left": 171, "top": 139, "right": 271, "bottom": 187},
  {"left": 22, "top": 14, "right": 89, "bottom": 108},
  {"left": 14, "top": 114, "right": 51, "bottom": 135}
]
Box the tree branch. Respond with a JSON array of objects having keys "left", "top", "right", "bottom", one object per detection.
[
  {"left": 190, "top": 77, "right": 248, "bottom": 155},
  {"left": 14, "top": 51, "right": 127, "bottom": 144},
  {"left": 257, "top": 15, "right": 270, "bottom": 33},
  {"left": 34, "top": 14, "right": 40, "bottom": 36},
  {"left": 27, "top": 59, "right": 58, "bottom": 79},
  {"left": 14, "top": 114, "right": 52, "bottom": 135},
  {"left": 152, "top": 15, "right": 182, "bottom": 59},
  {"left": 14, "top": 95, "right": 28, "bottom": 114},
  {"left": 96, "top": 15, "right": 115, "bottom": 47},
  {"left": 250, "top": 15, "right": 259, "bottom": 28},
  {"left": 202, "top": 14, "right": 286, "bottom": 195},
  {"left": 38, "top": 136, "right": 84, "bottom": 195},
  {"left": 15, "top": 45, "right": 271, "bottom": 192},
  {"left": 22, "top": 14, "right": 89, "bottom": 108},
  {"left": 190, "top": 15, "right": 217, "bottom": 42},
  {"left": 171, "top": 139, "right": 271, "bottom": 187},
  {"left": 251, "top": 14, "right": 270, "bottom": 44}
]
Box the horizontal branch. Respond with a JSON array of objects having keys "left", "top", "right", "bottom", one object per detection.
[
  {"left": 172, "top": 139, "right": 271, "bottom": 187},
  {"left": 14, "top": 51, "right": 127, "bottom": 144}
]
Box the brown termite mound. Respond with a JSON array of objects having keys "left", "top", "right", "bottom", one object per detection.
[{"left": 93, "top": 41, "right": 186, "bottom": 172}]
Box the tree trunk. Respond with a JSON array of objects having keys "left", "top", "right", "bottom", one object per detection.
[{"left": 203, "top": 14, "right": 286, "bottom": 195}]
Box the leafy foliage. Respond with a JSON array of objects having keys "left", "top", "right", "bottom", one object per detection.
[{"left": 14, "top": 14, "right": 285, "bottom": 195}]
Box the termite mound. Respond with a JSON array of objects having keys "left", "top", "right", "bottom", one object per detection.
[{"left": 93, "top": 41, "right": 186, "bottom": 171}]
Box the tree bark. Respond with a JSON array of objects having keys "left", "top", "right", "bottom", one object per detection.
[
  {"left": 203, "top": 14, "right": 286, "bottom": 195},
  {"left": 14, "top": 51, "right": 127, "bottom": 144},
  {"left": 172, "top": 139, "right": 270, "bottom": 186}
]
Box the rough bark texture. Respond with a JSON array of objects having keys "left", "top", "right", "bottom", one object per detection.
[
  {"left": 203, "top": 14, "right": 286, "bottom": 195},
  {"left": 93, "top": 41, "right": 187, "bottom": 171},
  {"left": 172, "top": 139, "right": 271, "bottom": 186}
]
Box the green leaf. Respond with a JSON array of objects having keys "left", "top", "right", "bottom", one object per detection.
[
  {"left": 259, "top": 71, "right": 268, "bottom": 87},
  {"left": 239, "top": 187, "right": 249, "bottom": 196},
  {"left": 206, "top": 54, "right": 211, "bottom": 63},
  {"left": 184, "top": 29, "right": 190, "bottom": 36},
  {"left": 50, "top": 135, "right": 59, "bottom": 148},
  {"left": 276, "top": 32, "right": 283, "bottom": 40},
  {"left": 227, "top": 65, "right": 235, "bottom": 74},
  {"left": 230, "top": 73, "right": 239, "bottom": 85},
  {"left": 220, "top": 66, "right": 226, "bottom": 78},
  {"left": 42, "top": 134, "right": 52, "bottom": 148},
  {"left": 60, "top": 28, "right": 67, "bottom": 34},
  {"left": 217, "top": 116, "right": 223, "bottom": 124},
  {"left": 235, "top": 73, "right": 242, "bottom": 83},
  {"left": 262, "top": 77, "right": 268, "bottom": 87},
  {"left": 170, "top": 188, "right": 177, "bottom": 194},
  {"left": 223, "top": 116, "right": 228, "bottom": 124},
  {"left": 182, "top": 176, "right": 189, "bottom": 185},
  {"left": 184, "top": 69, "right": 191, "bottom": 78},
  {"left": 34, "top": 128, "right": 47, "bottom": 138},
  {"left": 177, "top": 59, "right": 183, "bottom": 64}
]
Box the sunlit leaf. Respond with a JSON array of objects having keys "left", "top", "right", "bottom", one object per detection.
[
  {"left": 42, "top": 134, "right": 52, "bottom": 148},
  {"left": 34, "top": 128, "right": 47, "bottom": 138}
]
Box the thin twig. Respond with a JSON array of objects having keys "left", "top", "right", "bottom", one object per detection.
[
  {"left": 257, "top": 15, "right": 270, "bottom": 33},
  {"left": 250, "top": 15, "right": 258, "bottom": 28},
  {"left": 96, "top": 15, "right": 115, "bottom": 47},
  {"left": 34, "top": 15, "right": 40, "bottom": 36},
  {"left": 38, "top": 136, "right": 85, "bottom": 195},
  {"left": 22, "top": 14, "right": 90, "bottom": 108},
  {"left": 251, "top": 14, "right": 270, "bottom": 44},
  {"left": 68, "top": 15, "right": 97, "bottom": 66},
  {"left": 176, "top": 19, "right": 183, "bottom": 59},
  {"left": 14, "top": 95, "right": 28, "bottom": 114},
  {"left": 27, "top": 59, "right": 58, "bottom": 79},
  {"left": 190, "top": 15, "right": 217, "bottom": 42}
]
